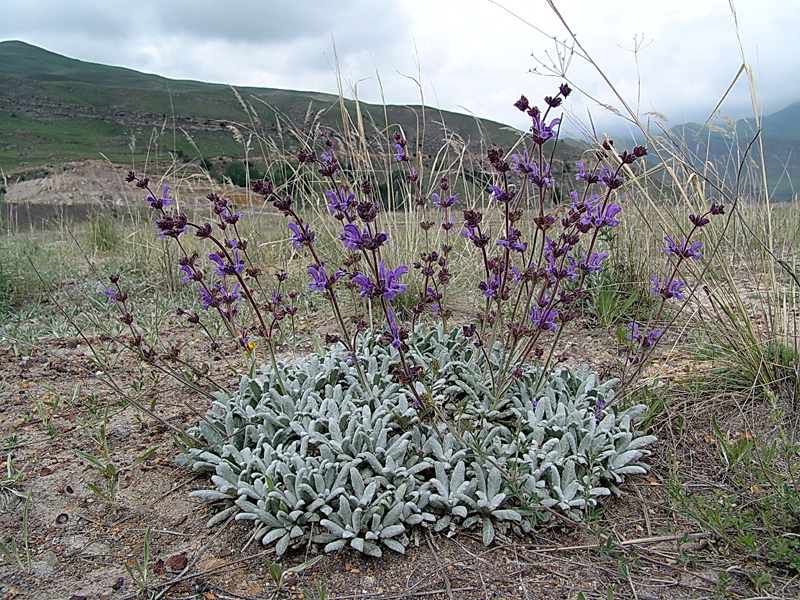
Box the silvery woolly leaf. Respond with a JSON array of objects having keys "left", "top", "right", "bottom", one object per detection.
[
  {"left": 610, "top": 450, "right": 643, "bottom": 469},
  {"left": 487, "top": 466, "right": 502, "bottom": 497},
  {"left": 320, "top": 518, "right": 345, "bottom": 537},
  {"left": 206, "top": 504, "right": 238, "bottom": 527},
  {"left": 379, "top": 524, "right": 406, "bottom": 539},
  {"left": 482, "top": 518, "right": 495, "bottom": 546},
  {"left": 262, "top": 528, "right": 287, "bottom": 545},
  {"left": 491, "top": 509, "right": 521, "bottom": 522},
  {"left": 434, "top": 515, "right": 451, "bottom": 532},
  {"left": 324, "top": 539, "right": 347, "bottom": 553},
  {"left": 275, "top": 531, "right": 291, "bottom": 556},
  {"left": 350, "top": 467, "right": 365, "bottom": 499},
  {"left": 382, "top": 538, "right": 406, "bottom": 554}
]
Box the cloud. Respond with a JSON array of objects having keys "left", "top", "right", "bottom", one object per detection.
[{"left": 0, "top": 0, "right": 797, "bottom": 136}]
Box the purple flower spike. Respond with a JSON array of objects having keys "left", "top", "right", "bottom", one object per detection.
[
  {"left": 496, "top": 227, "right": 527, "bottom": 253},
  {"left": 683, "top": 239, "right": 703, "bottom": 260},
  {"left": 307, "top": 265, "right": 343, "bottom": 292},
  {"left": 340, "top": 224, "right": 363, "bottom": 250},
  {"left": 479, "top": 273, "right": 501, "bottom": 298},
  {"left": 378, "top": 260, "right": 408, "bottom": 300},
  {"left": 651, "top": 275, "right": 687, "bottom": 301},
  {"left": 529, "top": 307, "right": 558, "bottom": 331},
  {"left": 352, "top": 272, "right": 373, "bottom": 298},
  {"left": 581, "top": 251, "right": 608, "bottom": 275},
  {"left": 287, "top": 222, "right": 316, "bottom": 249},
  {"left": 326, "top": 188, "right": 355, "bottom": 214},
  {"left": 147, "top": 185, "right": 172, "bottom": 210},
  {"left": 432, "top": 192, "right": 458, "bottom": 208},
  {"left": 531, "top": 114, "right": 560, "bottom": 145}
]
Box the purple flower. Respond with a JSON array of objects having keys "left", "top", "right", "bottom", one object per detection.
[
  {"left": 307, "top": 265, "right": 344, "bottom": 292},
  {"left": 646, "top": 329, "right": 663, "bottom": 348},
  {"left": 581, "top": 251, "right": 608, "bottom": 275},
  {"left": 496, "top": 227, "right": 527, "bottom": 253},
  {"left": 664, "top": 235, "right": 702, "bottom": 260},
  {"left": 628, "top": 322, "right": 642, "bottom": 342},
  {"left": 575, "top": 162, "right": 600, "bottom": 184},
  {"left": 317, "top": 152, "right": 339, "bottom": 177},
  {"left": 378, "top": 260, "right": 408, "bottom": 300},
  {"left": 287, "top": 222, "right": 316, "bottom": 249},
  {"left": 221, "top": 208, "right": 243, "bottom": 225},
  {"left": 220, "top": 282, "right": 242, "bottom": 304},
  {"left": 479, "top": 273, "right": 501, "bottom": 298},
  {"left": 154, "top": 213, "right": 188, "bottom": 238},
  {"left": 461, "top": 225, "right": 489, "bottom": 248},
  {"left": 528, "top": 162, "right": 554, "bottom": 188},
  {"left": 208, "top": 250, "right": 244, "bottom": 276},
  {"left": 200, "top": 285, "right": 218, "bottom": 310},
  {"left": 180, "top": 264, "right": 203, "bottom": 283},
  {"left": 238, "top": 329, "right": 251, "bottom": 351},
  {"left": 530, "top": 114, "right": 560, "bottom": 145},
  {"left": 147, "top": 185, "right": 172, "bottom": 210},
  {"left": 487, "top": 185, "right": 514, "bottom": 203},
  {"left": 595, "top": 399, "right": 606, "bottom": 421},
  {"left": 393, "top": 144, "right": 408, "bottom": 162},
  {"left": 339, "top": 224, "right": 389, "bottom": 251},
  {"left": 352, "top": 272, "right": 373, "bottom": 298},
  {"left": 340, "top": 224, "right": 363, "bottom": 250},
  {"left": 432, "top": 192, "right": 458, "bottom": 208},
  {"left": 529, "top": 307, "right": 558, "bottom": 331},
  {"left": 650, "top": 276, "right": 687, "bottom": 301},
  {"left": 689, "top": 213, "right": 710, "bottom": 227},
  {"left": 326, "top": 188, "right": 355, "bottom": 214},
  {"left": 599, "top": 204, "right": 622, "bottom": 227},
  {"left": 599, "top": 168, "right": 623, "bottom": 190},
  {"left": 104, "top": 288, "right": 116, "bottom": 303},
  {"left": 510, "top": 151, "right": 536, "bottom": 174},
  {"left": 570, "top": 190, "right": 601, "bottom": 214},
  {"left": 683, "top": 240, "right": 703, "bottom": 260}
]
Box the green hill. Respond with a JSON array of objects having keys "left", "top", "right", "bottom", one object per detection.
[{"left": 1, "top": 40, "right": 571, "bottom": 177}]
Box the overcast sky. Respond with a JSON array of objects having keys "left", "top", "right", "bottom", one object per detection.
[{"left": 0, "top": 0, "right": 797, "bottom": 137}]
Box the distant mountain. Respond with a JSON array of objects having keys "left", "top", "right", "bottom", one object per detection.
[
  {"left": 0, "top": 40, "right": 576, "bottom": 178},
  {"left": 660, "top": 102, "right": 800, "bottom": 201}
]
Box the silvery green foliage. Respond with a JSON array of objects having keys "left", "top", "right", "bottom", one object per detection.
[{"left": 184, "top": 326, "right": 656, "bottom": 557}]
